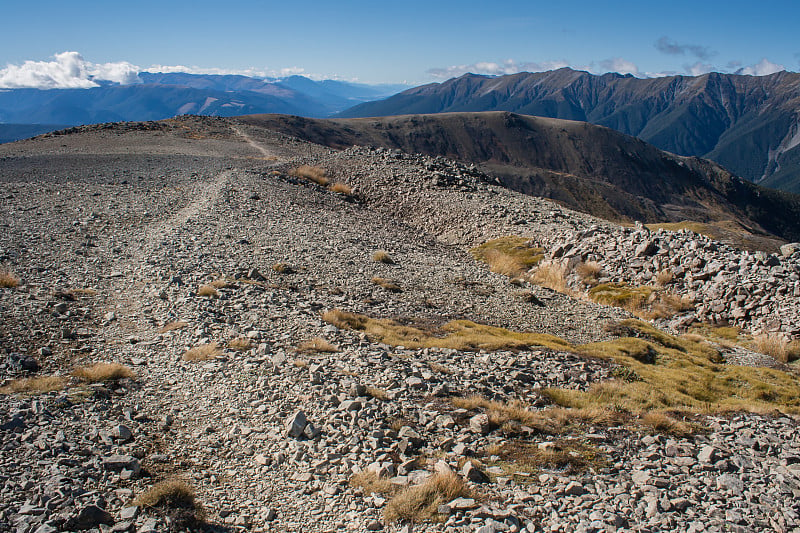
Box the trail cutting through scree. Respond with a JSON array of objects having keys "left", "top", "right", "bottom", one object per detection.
[{"left": 232, "top": 124, "right": 282, "bottom": 160}]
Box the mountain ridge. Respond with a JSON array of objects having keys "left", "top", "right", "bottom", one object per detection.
[{"left": 337, "top": 68, "right": 800, "bottom": 193}]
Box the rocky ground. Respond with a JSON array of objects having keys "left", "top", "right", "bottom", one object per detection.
[{"left": 1, "top": 116, "right": 800, "bottom": 532}]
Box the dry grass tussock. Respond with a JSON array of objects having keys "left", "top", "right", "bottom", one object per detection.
[
  {"left": 73, "top": 362, "right": 134, "bottom": 382},
  {"left": 209, "top": 278, "right": 232, "bottom": 289},
  {"left": 228, "top": 337, "right": 252, "bottom": 351},
  {"left": 576, "top": 261, "right": 602, "bottom": 285},
  {"left": 639, "top": 411, "right": 696, "bottom": 437},
  {"left": 588, "top": 282, "right": 693, "bottom": 319},
  {"left": 383, "top": 470, "right": 468, "bottom": 522},
  {"left": 159, "top": 321, "right": 188, "bottom": 333},
  {"left": 272, "top": 262, "right": 293, "bottom": 274},
  {"left": 371, "top": 277, "right": 402, "bottom": 292},
  {"left": 470, "top": 236, "right": 544, "bottom": 277},
  {"left": 0, "top": 376, "right": 67, "bottom": 395},
  {"left": 329, "top": 182, "right": 353, "bottom": 195},
  {"left": 372, "top": 250, "right": 395, "bottom": 264},
  {"left": 132, "top": 479, "right": 206, "bottom": 527},
  {"left": 0, "top": 270, "right": 20, "bottom": 288},
  {"left": 350, "top": 470, "right": 396, "bottom": 495},
  {"left": 530, "top": 261, "right": 568, "bottom": 293},
  {"left": 290, "top": 165, "right": 329, "bottom": 186},
  {"left": 296, "top": 337, "right": 339, "bottom": 353},
  {"left": 196, "top": 284, "right": 219, "bottom": 298},
  {"left": 366, "top": 386, "right": 389, "bottom": 400},
  {"left": 751, "top": 334, "right": 800, "bottom": 363},
  {"left": 321, "top": 309, "right": 573, "bottom": 352},
  {"left": 182, "top": 342, "right": 222, "bottom": 362}
]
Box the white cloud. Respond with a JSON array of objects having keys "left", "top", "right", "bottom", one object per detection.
[
  {"left": 685, "top": 62, "right": 715, "bottom": 76},
  {"left": 427, "top": 59, "right": 570, "bottom": 79},
  {"left": 735, "top": 58, "right": 785, "bottom": 76},
  {"left": 0, "top": 51, "right": 140, "bottom": 89},
  {"left": 145, "top": 64, "right": 307, "bottom": 79}
]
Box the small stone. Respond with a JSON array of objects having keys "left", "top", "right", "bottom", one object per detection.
[
  {"left": 68, "top": 505, "right": 114, "bottom": 530},
  {"left": 285, "top": 410, "right": 307, "bottom": 438},
  {"left": 470, "top": 413, "right": 491, "bottom": 435}
]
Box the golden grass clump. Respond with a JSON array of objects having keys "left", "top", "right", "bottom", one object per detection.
[
  {"left": 0, "top": 376, "right": 67, "bottom": 395},
  {"left": 228, "top": 337, "right": 252, "bottom": 352},
  {"left": 73, "top": 362, "right": 134, "bottom": 382},
  {"left": 530, "top": 261, "right": 568, "bottom": 293},
  {"left": 321, "top": 309, "right": 573, "bottom": 352},
  {"left": 366, "top": 386, "right": 389, "bottom": 400},
  {"left": 197, "top": 284, "right": 219, "bottom": 298},
  {"left": 272, "top": 262, "right": 293, "bottom": 274},
  {"left": 372, "top": 250, "right": 395, "bottom": 264},
  {"left": 452, "top": 395, "right": 563, "bottom": 434},
  {"left": 0, "top": 270, "right": 20, "bottom": 288},
  {"left": 329, "top": 182, "right": 353, "bottom": 195},
  {"left": 371, "top": 277, "right": 402, "bottom": 292},
  {"left": 639, "top": 411, "right": 696, "bottom": 437},
  {"left": 655, "top": 270, "right": 674, "bottom": 286},
  {"left": 470, "top": 236, "right": 544, "bottom": 277},
  {"left": 296, "top": 337, "right": 339, "bottom": 353},
  {"left": 576, "top": 261, "right": 602, "bottom": 284},
  {"left": 209, "top": 278, "right": 232, "bottom": 289},
  {"left": 588, "top": 282, "right": 693, "bottom": 319},
  {"left": 751, "top": 334, "right": 800, "bottom": 363},
  {"left": 350, "top": 470, "right": 396, "bottom": 495},
  {"left": 182, "top": 342, "right": 222, "bottom": 362},
  {"left": 383, "top": 470, "right": 468, "bottom": 523},
  {"left": 290, "top": 165, "right": 329, "bottom": 186},
  {"left": 132, "top": 479, "right": 206, "bottom": 526},
  {"left": 159, "top": 321, "right": 188, "bottom": 333}
]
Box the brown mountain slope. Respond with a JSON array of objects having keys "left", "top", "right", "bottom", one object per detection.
[{"left": 236, "top": 112, "right": 800, "bottom": 247}]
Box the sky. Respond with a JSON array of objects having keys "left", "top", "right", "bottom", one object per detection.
[{"left": 0, "top": 0, "right": 798, "bottom": 88}]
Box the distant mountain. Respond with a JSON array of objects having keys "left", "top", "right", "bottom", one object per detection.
[
  {"left": 238, "top": 111, "right": 800, "bottom": 245},
  {"left": 0, "top": 124, "right": 70, "bottom": 144},
  {"left": 0, "top": 74, "right": 407, "bottom": 142},
  {"left": 338, "top": 69, "right": 800, "bottom": 193}
]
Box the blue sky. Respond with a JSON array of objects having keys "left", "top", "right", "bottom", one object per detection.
[{"left": 1, "top": 0, "right": 798, "bottom": 86}]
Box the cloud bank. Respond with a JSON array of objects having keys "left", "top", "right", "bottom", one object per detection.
[{"left": 0, "top": 52, "right": 140, "bottom": 89}]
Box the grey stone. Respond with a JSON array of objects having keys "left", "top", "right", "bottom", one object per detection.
[{"left": 285, "top": 410, "right": 307, "bottom": 438}]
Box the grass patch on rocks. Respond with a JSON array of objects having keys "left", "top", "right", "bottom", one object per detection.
[
  {"left": 196, "top": 284, "right": 219, "bottom": 298},
  {"left": 290, "top": 165, "right": 329, "bottom": 186},
  {"left": 555, "top": 319, "right": 800, "bottom": 414},
  {"left": 372, "top": 250, "right": 395, "bottom": 264},
  {"left": 296, "top": 337, "right": 339, "bottom": 353},
  {"left": 0, "top": 270, "right": 20, "bottom": 288},
  {"left": 0, "top": 376, "right": 67, "bottom": 395},
  {"left": 132, "top": 479, "right": 206, "bottom": 529},
  {"left": 470, "top": 236, "right": 544, "bottom": 277},
  {"left": 371, "top": 277, "right": 402, "bottom": 292},
  {"left": 73, "top": 362, "right": 134, "bottom": 382},
  {"left": 383, "top": 470, "right": 469, "bottom": 523},
  {"left": 159, "top": 321, "right": 188, "bottom": 333},
  {"left": 588, "top": 283, "right": 694, "bottom": 319},
  {"left": 485, "top": 439, "right": 606, "bottom": 478},
  {"left": 321, "top": 309, "right": 573, "bottom": 352},
  {"left": 182, "top": 342, "right": 222, "bottom": 362}
]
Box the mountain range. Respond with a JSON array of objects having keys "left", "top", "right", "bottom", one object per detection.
[
  {"left": 339, "top": 69, "right": 800, "bottom": 193},
  {"left": 0, "top": 73, "right": 406, "bottom": 138}
]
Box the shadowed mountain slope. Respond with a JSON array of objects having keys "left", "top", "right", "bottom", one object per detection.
[
  {"left": 337, "top": 69, "right": 800, "bottom": 193},
  {"left": 238, "top": 111, "right": 800, "bottom": 244}
]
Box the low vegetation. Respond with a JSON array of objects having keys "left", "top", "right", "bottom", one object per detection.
[
  {"left": 372, "top": 250, "right": 395, "bottom": 264},
  {"left": 158, "top": 320, "right": 188, "bottom": 333},
  {"left": 0, "top": 376, "right": 67, "bottom": 395},
  {"left": 383, "top": 470, "right": 468, "bottom": 523},
  {"left": 182, "top": 342, "right": 222, "bottom": 362},
  {"left": 371, "top": 277, "right": 402, "bottom": 292},
  {"left": 296, "top": 337, "right": 339, "bottom": 353},
  {"left": 272, "top": 262, "right": 293, "bottom": 274},
  {"left": 73, "top": 362, "right": 134, "bottom": 382},
  {"left": 0, "top": 270, "right": 20, "bottom": 288},
  {"left": 227, "top": 337, "right": 252, "bottom": 351},
  {"left": 350, "top": 470, "right": 395, "bottom": 495},
  {"left": 132, "top": 479, "right": 206, "bottom": 529},
  {"left": 751, "top": 333, "right": 800, "bottom": 364},
  {"left": 196, "top": 284, "right": 219, "bottom": 298},
  {"left": 321, "top": 309, "right": 573, "bottom": 352},
  {"left": 329, "top": 182, "right": 353, "bottom": 195},
  {"left": 470, "top": 236, "right": 544, "bottom": 277},
  {"left": 290, "top": 165, "right": 329, "bottom": 186},
  {"left": 486, "top": 439, "right": 606, "bottom": 478},
  {"left": 588, "top": 282, "right": 693, "bottom": 319}
]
